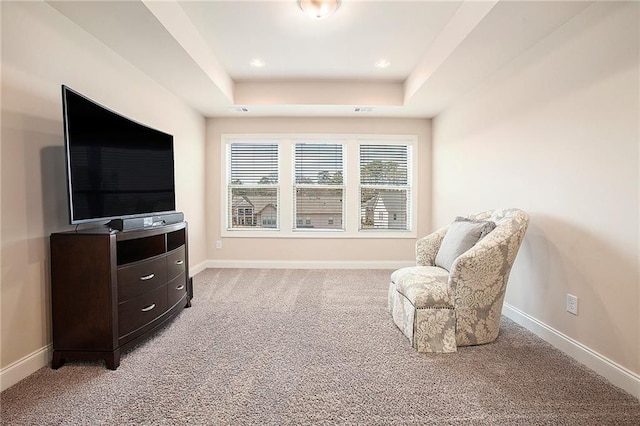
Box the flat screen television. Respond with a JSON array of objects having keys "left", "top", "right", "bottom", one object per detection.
[{"left": 62, "top": 85, "right": 176, "bottom": 225}]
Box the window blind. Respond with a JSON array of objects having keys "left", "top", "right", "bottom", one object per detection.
[
  {"left": 359, "top": 144, "right": 411, "bottom": 230},
  {"left": 227, "top": 143, "right": 279, "bottom": 229},
  {"left": 293, "top": 143, "right": 344, "bottom": 230}
]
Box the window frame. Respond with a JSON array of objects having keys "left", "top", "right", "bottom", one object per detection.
[
  {"left": 225, "top": 140, "right": 280, "bottom": 232},
  {"left": 293, "top": 141, "right": 346, "bottom": 233},
  {"left": 358, "top": 142, "right": 413, "bottom": 232},
  {"left": 221, "top": 134, "right": 417, "bottom": 239}
]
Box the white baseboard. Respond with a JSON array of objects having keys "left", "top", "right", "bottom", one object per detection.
[
  {"left": 202, "top": 259, "right": 414, "bottom": 270},
  {"left": 1, "top": 344, "right": 52, "bottom": 392},
  {"left": 502, "top": 303, "right": 640, "bottom": 400},
  {"left": 189, "top": 260, "right": 209, "bottom": 277}
]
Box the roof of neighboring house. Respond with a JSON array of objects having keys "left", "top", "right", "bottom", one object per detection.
[
  {"left": 232, "top": 192, "right": 343, "bottom": 216},
  {"left": 231, "top": 194, "right": 276, "bottom": 213},
  {"left": 257, "top": 204, "right": 276, "bottom": 215},
  {"left": 362, "top": 191, "right": 406, "bottom": 212},
  {"left": 232, "top": 189, "right": 405, "bottom": 216},
  {"left": 231, "top": 195, "right": 254, "bottom": 209}
]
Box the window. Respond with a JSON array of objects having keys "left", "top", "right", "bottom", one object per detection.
[
  {"left": 227, "top": 142, "right": 279, "bottom": 230},
  {"left": 359, "top": 144, "right": 411, "bottom": 231},
  {"left": 293, "top": 143, "right": 344, "bottom": 231},
  {"left": 222, "top": 134, "right": 416, "bottom": 238}
]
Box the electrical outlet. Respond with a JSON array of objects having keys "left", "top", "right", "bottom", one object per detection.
[
  {"left": 566, "top": 294, "right": 578, "bottom": 315},
  {"left": 216, "top": 240, "right": 222, "bottom": 250}
]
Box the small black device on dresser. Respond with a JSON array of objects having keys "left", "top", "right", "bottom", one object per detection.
[
  {"left": 50, "top": 222, "right": 191, "bottom": 370},
  {"left": 108, "top": 212, "right": 185, "bottom": 232}
]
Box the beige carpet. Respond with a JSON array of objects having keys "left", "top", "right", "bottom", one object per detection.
[{"left": 2, "top": 268, "right": 639, "bottom": 425}]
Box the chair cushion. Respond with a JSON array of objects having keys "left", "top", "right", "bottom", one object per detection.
[
  {"left": 391, "top": 266, "right": 452, "bottom": 309},
  {"left": 434, "top": 219, "right": 496, "bottom": 271}
]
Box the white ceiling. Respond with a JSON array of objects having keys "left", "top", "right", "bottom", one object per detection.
[{"left": 49, "top": 0, "right": 593, "bottom": 118}]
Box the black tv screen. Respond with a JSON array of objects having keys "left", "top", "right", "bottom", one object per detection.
[{"left": 62, "top": 85, "right": 176, "bottom": 224}]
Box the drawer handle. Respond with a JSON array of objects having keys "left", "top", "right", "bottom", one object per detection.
[
  {"left": 176, "top": 285, "right": 185, "bottom": 291},
  {"left": 141, "top": 303, "right": 156, "bottom": 312},
  {"left": 140, "top": 273, "right": 155, "bottom": 281},
  {"left": 175, "top": 260, "right": 184, "bottom": 265}
]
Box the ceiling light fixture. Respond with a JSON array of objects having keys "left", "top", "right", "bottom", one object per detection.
[
  {"left": 375, "top": 59, "right": 391, "bottom": 69},
  {"left": 250, "top": 58, "right": 265, "bottom": 68},
  {"left": 297, "top": 0, "right": 341, "bottom": 20}
]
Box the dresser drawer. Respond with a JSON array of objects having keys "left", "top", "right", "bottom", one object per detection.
[
  {"left": 118, "top": 286, "right": 168, "bottom": 338},
  {"left": 167, "top": 273, "right": 187, "bottom": 308},
  {"left": 117, "top": 256, "right": 167, "bottom": 302},
  {"left": 167, "top": 246, "right": 186, "bottom": 281}
]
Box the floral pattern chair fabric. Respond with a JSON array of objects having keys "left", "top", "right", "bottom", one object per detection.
[{"left": 388, "top": 208, "right": 529, "bottom": 353}]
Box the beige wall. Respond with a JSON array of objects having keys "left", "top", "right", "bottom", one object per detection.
[
  {"left": 432, "top": 2, "right": 639, "bottom": 375},
  {"left": 206, "top": 117, "right": 431, "bottom": 264},
  {"left": 1, "top": 2, "right": 207, "bottom": 372}
]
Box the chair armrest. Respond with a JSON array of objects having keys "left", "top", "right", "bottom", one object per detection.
[
  {"left": 447, "top": 225, "right": 526, "bottom": 297},
  {"left": 416, "top": 225, "right": 449, "bottom": 266}
]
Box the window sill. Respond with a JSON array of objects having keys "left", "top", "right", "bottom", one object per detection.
[{"left": 221, "top": 229, "right": 417, "bottom": 239}]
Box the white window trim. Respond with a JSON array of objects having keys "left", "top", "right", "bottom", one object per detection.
[{"left": 221, "top": 134, "right": 418, "bottom": 239}]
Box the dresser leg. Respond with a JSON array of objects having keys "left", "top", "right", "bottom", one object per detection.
[
  {"left": 105, "top": 350, "right": 121, "bottom": 370},
  {"left": 51, "top": 351, "right": 65, "bottom": 369}
]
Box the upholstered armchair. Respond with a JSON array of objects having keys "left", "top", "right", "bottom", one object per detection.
[{"left": 388, "top": 208, "right": 529, "bottom": 353}]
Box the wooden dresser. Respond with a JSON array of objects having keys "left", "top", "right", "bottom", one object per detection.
[{"left": 50, "top": 222, "right": 190, "bottom": 369}]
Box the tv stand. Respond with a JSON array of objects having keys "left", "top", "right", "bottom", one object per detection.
[{"left": 50, "top": 222, "right": 191, "bottom": 370}]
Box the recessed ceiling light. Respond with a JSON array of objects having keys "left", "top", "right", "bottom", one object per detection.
[
  {"left": 250, "top": 59, "right": 265, "bottom": 68},
  {"left": 375, "top": 59, "right": 391, "bottom": 69}
]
